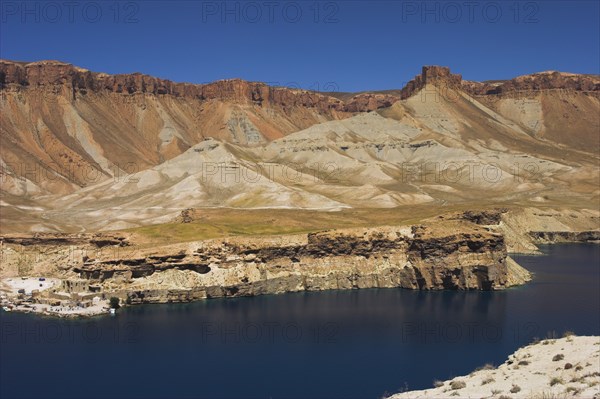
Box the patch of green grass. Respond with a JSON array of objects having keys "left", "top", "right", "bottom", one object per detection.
[
  {"left": 126, "top": 217, "right": 322, "bottom": 246},
  {"left": 122, "top": 204, "right": 517, "bottom": 246}
]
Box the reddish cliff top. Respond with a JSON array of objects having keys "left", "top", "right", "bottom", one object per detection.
[
  {"left": 0, "top": 59, "right": 398, "bottom": 113},
  {"left": 1, "top": 60, "right": 598, "bottom": 106}
]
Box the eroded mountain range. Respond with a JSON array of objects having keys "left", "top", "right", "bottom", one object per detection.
[{"left": 1, "top": 60, "right": 599, "bottom": 232}]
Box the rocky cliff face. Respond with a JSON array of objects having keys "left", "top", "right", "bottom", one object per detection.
[
  {"left": 400, "top": 66, "right": 463, "bottom": 99},
  {"left": 498, "top": 208, "right": 600, "bottom": 254},
  {"left": 3, "top": 61, "right": 597, "bottom": 104},
  {"left": 529, "top": 230, "right": 600, "bottom": 244},
  {"left": 64, "top": 218, "right": 527, "bottom": 305},
  {"left": 463, "top": 71, "right": 600, "bottom": 96},
  {"left": 342, "top": 93, "right": 400, "bottom": 112},
  {"left": 7, "top": 207, "right": 600, "bottom": 312},
  {"left": 399, "top": 66, "right": 599, "bottom": 99},
  {"left": 0, "top": 232, "right": 129, "bottom": 247},
  {"left": 0, "top": 60, "right": 398, "bottom": 113}
]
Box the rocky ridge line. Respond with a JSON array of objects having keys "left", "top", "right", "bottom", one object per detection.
[
  {"left": 400, "top": 66, "right": 600, "bottom": 99},
  {"left": 4, "top": 61, "right": 597, "bottom": 112},
  {"left": 0, "top": 59, "right": 397, "bottom": 112}
]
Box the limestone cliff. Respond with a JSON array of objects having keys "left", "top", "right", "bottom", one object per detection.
[
  {"left": 61, "top": 218, "right": 529, "bottom": 305},
  {"left": 498, "top": 208, "right": 600, "bottom": 254},
  {"left": 5, "top": 207, "right": 600, "bottom": 313}
]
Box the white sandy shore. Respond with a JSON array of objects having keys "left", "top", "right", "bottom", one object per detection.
[{"left": 388, "top": 336, "right": 600, "bottom": 398}]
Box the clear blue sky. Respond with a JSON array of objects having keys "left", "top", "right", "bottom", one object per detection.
[{"left": 1, "top": 0, "right": 599, "bottom": 92}]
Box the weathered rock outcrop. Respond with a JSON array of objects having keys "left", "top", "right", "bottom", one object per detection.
[
  {"left": 399, "top": 66, "right": 599, "bottom": 100},
  {"left": 342, "top": 93, "right": 399, "bottom": 112},
  {"left": 455, "top": 210, "right": 506, "bottom": 225},
  {"left": 462, "top": 71, "right": 600, "bottom": 96},
  {"left": 400, "top": 66, "right": 463, "bottom": 99},
  {"left": 529, "top": 230, "right": 600, "bottom": 243},
  {"left": 0, "top": 233, "right": 129, "bottom": 247},
  {"left": 67, "top": 219, "right": 528, "bottom": 305},
  {"left": 0, "top": 59, "right": 397, "bottom": 113},
  {"left": 388, "top": 336, "right": 600, "bottom": 398},
  {"left": 8, "top": 207, "right": 600, "bottom": 316},
  {"left": 498, "top": 207, "right": 600, "bottom": 253},
  {"left": 3, "top": 60, "right": 596, "bottom": 106}
]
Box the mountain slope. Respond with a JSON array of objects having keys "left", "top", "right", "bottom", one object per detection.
[
  {"left": 1, "top": 62, "right": 598, "bottom": 233},
  {"left": 0, "top": 59, "right": 398, "bottom": 196}
]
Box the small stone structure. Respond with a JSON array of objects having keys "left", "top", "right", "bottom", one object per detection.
[{"left": 61, "top": 279, "right": 89, "bottom": 293}]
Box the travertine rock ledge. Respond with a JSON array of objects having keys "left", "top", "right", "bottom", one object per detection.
[{"left": 66, "top": 214, "right": 530, "bottom": 305}]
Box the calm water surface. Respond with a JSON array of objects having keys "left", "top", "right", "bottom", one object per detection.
[{"left": 1, "top": 244, "right": 598, "bottom": 399}]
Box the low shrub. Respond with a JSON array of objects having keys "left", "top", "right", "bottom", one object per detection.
[
  {"left": 549, "top": 377, "right": 564, "bottom": 386},
  {"left": 450, "top": 380, "right": 466, "bottom": 390}
]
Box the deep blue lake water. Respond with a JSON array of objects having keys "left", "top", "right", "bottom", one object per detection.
[{"left": 1, "top": 243, "right": 599, "bottom": 399}]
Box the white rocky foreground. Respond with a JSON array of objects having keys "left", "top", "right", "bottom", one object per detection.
[{"left": 389, "top": 336, "right": 600, "bottom": 398}]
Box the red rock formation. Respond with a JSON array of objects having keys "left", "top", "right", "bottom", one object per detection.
[
  {"left": 2, "top": 60, "right": 597, "bottom": 106},
  {"left": 400, "top": 66, "right": 463, "bottom": 99},
  {"left": 397, "top": 65, "right": 599, "bottom": 99},
  {"left": 343, "top": 93, "right": 399, "bottom": 113},
  {"left": 0, "top": 59, "right": 397, "bottom": 112},
  {"left": 462, "top": 71, "right": 600, "bottom": 96}
]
